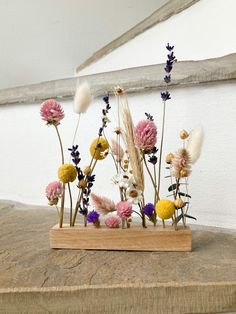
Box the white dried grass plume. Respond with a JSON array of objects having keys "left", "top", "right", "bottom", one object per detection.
[
  {"left": 122, "top": 101, "right": 144, "bottom": 191},
  {"left": 73, "top": 81, "right": 92, "bottom": 114},
  {"left": 111, "top": 139, "right": 124, "bottom": 161},
  {"left": 187, "top": 126, "right": 204, "bottom": 164}
]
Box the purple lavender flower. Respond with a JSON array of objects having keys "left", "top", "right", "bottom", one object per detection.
[
  {"left": 143, "top": 203, "right": 155, "bottom": 216},
  {"left": 161, "top": 91, "right": 171, "bottom": 101},
  {"left": 164, "top": 75, "right": 171, "bottom": 83},
  {"left": 68, "top": 145, "right": 81, "bottom": 166},
  {"left": 145, "top": 112, "right": 154, "bottom": 121},
  {"left": 87, "top": 210, "right": 100, "bottom": 223},
  {"left": 166, "top": 43, "right": 174, "bottom": 51}
]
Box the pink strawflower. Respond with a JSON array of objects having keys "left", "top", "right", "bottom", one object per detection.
[
  {"left": 40, "top": 99, "right": 65, "bottom": 125},
  {"left": 116, "top": 201, "right": 132, "bottom": 218},
  {"left": 133, "top": 119, "right": 157, "bottom": 151},
  {"left": 105, "top": 215, "right": 121, "bottom": 228},
  {"left": 45, "top": 181, "right": 63, "bottom": 204}
]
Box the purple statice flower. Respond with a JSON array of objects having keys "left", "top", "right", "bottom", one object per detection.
[
  {"left": 143, "top": 203, "right": 155, "bottom": 216},
  {"left": 87, "top": 210, "right": 100, "bottom": 223},
  {"left": 161, "top": 91, "right": 171, "bottom": 101}
]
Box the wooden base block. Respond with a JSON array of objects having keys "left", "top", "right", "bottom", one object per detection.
[{"left": 50, "top": 224, "right": 192, "bottom": 252}]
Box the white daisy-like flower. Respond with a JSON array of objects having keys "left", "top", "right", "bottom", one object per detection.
[
  {"left": 112, "top": 172, "right": 134, "bottom": 189},
  {"left": 126, "top": 187, "right": 143, "bottom": 204}
]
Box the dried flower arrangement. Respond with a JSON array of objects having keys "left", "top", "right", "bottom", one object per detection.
[{"left": 41, "top": 44, "right": 204, "bottom": 251}]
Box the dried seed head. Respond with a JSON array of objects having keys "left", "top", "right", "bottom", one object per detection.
[
  {"left": 180, "top": 129, "right": 189, "bottom": 140},
  {"left": 180, "top": 169, "right": 189, "bottom": 177},
  {"left": 114, "top": 85, "right": 125, "bottom": 95},
  {"left": 166, "top": 153, "right": 174, "bottom": 164},
  {"left": 83, "top": 166, "right": 92, "bottom": 176},
  {"left": 114, "top": 127, "right": 122, "bottom": 135},
  {"left": 174, "top": 199, "right": 184, "bottom": 208},
  {"left": 78, "top": 179, "right": 87, "bottom": 189}
]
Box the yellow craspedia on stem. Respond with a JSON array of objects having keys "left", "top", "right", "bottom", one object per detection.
[
  {"left": 90, "top": 137, "right": 109, "bottom": 160},
  {"left": 156, "top": 200, "right": 175, "bottom": 220},
  {"left": 58, "top": 164, "right": 77, "bottom": 183}
]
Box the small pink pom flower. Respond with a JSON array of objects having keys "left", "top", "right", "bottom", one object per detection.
[
  {"left": 105, "top": 215, "right": 121, "bottom": 228},
  {"left": 40, "top": 99, "right": 64, "bottom": 125},
  {"left": 116, "top": 201, "right": 132, "bottom": 218},
  {"left": 133, "top": 119, "right": 157, "bottom": 151},
  {"left": 45, "top": 181, "right": 63, "bottom": 205}
]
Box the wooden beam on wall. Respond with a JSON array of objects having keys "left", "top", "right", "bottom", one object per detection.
[
  {"left": 76, "top": 0, "right": 200, "bottom": 72},
  {"left": 0, "top": 53, "right": 235, "bottom": 105}
]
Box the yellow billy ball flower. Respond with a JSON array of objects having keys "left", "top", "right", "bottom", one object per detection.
[
  {"left": 90, "top": 137, "right": 109, "bottom": 160},
  {"left": 156, "top": 200, "right": 175, "bottom": 220},
  {"left": 58, "top": 164, "right": 77, "bottom": 183}
]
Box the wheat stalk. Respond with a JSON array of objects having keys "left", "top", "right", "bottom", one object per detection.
[{"left": 122, "top": 99, "right": 144, "bottom": 192}]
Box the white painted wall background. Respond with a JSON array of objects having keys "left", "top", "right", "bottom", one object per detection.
[
  {"left": 0, "top": 0, "right": 235, "bottom": 229},
  {"left": 79, "top": 0, "right": 236, "bottom": 76},
  {"left": 0, "top": 81, "right": 236, "bottom": 229}
]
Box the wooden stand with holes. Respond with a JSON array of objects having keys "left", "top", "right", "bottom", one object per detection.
[{"left": 50, "top": 224, "right": 192, "bottom": 251}]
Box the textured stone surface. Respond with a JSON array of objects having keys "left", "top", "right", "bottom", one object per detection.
[
  {"left": 0, "top": 53, "right": 236, "bottom": 105},
  {"left": 0, "top": 201, "right": 236, "bottom": 313},
  {"left": 0, "top": 200, "right": 235, "bottom": 289}
]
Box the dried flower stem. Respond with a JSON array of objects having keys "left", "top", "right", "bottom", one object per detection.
[
  {"left": 138, "top": 203, "right": 147, "bottom": 228},
  {"left": 54, "top": 125, "right": 65, "bottom": 228},
  {"left": 157, "top": 100, "right": 166, "bottom": 198},
  {"left": 170, "top": 167, "right": 178, "bottom": 230},
  {"left": 54, "top": 125, "right": 65, "bottom": 164},
  {"left": 69, "top": 113, "right": 81, "bottom": 162},
  {"left": 55, "top": 205, "right": 60, "bottom": 218},
  {"left": 175, "top": 178, "right": 186, "bottom": 228},
  {"left": 72, "top": 159, "right": 98, "bottom": 226},
  {"left": 68, "top": 183, "right": 73, "bottom": 226},
  {"left": 72, "top": 190, "right": 83, "bottom": 226},
  {"left": 59, "top": 187, "right": 65, "bottom": 228},
  {"left": 142, "top": 152, "right": 159, "bottom": 201},
  {"left": 153, "top": 164, "right": 157, "bottom": 226}
]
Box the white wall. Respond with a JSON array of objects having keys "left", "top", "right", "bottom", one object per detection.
[
  {"left": 1, "top": 80, "right": 236, "bottom": 229},
  {"left": 0, "top": 0, "right": 168, "bottom": 89},
  {"left": 79, "top": 0, "right": 236, "bottom": 76}
]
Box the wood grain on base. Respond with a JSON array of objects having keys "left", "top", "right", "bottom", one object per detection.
[{"left": 50, "top": 224, "right": 192, "bottom": 251}]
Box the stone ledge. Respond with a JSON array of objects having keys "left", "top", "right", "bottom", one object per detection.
[
  {"left": 0, "top": 201, "right": 235, "bottom": 313},
  {"left": 0, "top": 53, "right": 236, "bottom": 105}
]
